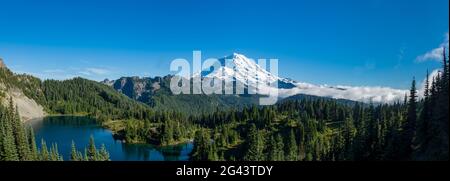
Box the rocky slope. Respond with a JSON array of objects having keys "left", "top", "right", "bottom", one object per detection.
[
  {"left": 0, "top": 58, "right": 6, "bottom": 68},
  {"left": 0, "top": 87, "right": 46, "bottom": 121},
  {"left": 0, "top": 58, "right": 46, "bottom": 121}
]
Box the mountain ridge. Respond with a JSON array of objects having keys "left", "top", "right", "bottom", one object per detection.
[
  {"left": 105, "top": 75, "right": 262, "bottom": 114},
  {"left": 0, "top": 61, "right": 155, "bottom": 122},
  {"left": 104, "top": 53, "right": 407, "bottom": 110}
]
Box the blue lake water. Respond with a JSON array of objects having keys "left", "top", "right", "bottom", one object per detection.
[{"left": 29, "top": 116, "right": 193, "bottom": 161}]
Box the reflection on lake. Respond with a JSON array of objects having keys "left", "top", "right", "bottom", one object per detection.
[{"left": 29, "top": 116, "right": 193, "bottom": 161}]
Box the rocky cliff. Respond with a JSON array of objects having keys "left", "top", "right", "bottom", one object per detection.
[{"left": 0, "top": 58, "right": 46, "bottom": 121}]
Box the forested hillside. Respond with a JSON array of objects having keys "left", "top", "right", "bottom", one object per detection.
[
  {"left": 0, "top": 66, "right": 46, "bottom": 106},
  {"left": 107, "top": 76, "right": 261, "bottom": 114},
  {"left": 42, "top": 78, "right": 155, "bottom": 121},
  {"left": 0, "top": 99, "right": 58, "bottom": 161},
  {"left": 1, "top": 66, "right": 156, "bottom": 122},
  {"left": 187, "top": 52, "right": 449, "bottom": 161}
]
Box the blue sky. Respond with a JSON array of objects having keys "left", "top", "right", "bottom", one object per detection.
[{"left": 0, "top": 0, "right": 448, "bottom": 89}]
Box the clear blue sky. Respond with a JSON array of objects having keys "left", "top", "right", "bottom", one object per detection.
[{"left": 0, "top": 0, "right": 448, "bottom": 89}]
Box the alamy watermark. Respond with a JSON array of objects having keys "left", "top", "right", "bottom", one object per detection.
[{"left": 170, "top": 51, "right": 279, "bottom": 105}]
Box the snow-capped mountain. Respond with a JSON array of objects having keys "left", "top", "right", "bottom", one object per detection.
[
  {"left": 199, "top": 53, "right": 408, "bottom": 103},
  {"left": 199, "top": 53, "right": 297, "bottom": 89}
]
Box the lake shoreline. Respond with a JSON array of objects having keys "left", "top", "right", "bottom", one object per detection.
[
  {"left": 31, "top": 116, "right": 194, "bottom": 161},
  {"left": 102, "top": 119, "right": 194, "bottom": 147},
  {"left": 31, "top": 115, "right": 194, "bottom": 148}
]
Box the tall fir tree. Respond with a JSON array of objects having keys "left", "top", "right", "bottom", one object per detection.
[
  {"left": 268, "top": 134, "right": 284, "bottom": 161},
  {"left": 243, "top": 124, "right": 265, "bottom": 161},
  {"left": 191, "top": 129, "right": 211, "bottom": 161},
  {"left": 87, "top": 136, "right": 97, "bottom": 161},
  {"left": 27, "top": 127, "right": 38, "bottom": 160},
  {"left": 286, "top": 129, "right": 299, "bottom": 161},
  {"left": 0, "top": 104, "right": 19, "bottom": 161},
  {"left": 415, "top": 70, "right": 431, "bottom": 156},
  {"left": 400, "top": 78, "right": 417, "bottom": 160},
  {"left": 40, "top": 139, "right": 49, "bottom": 161},
  {"left": 11, "top": 105, "right": 30, "bottom": 161},
  {"left": 71, "top": 141, "right": 81, "bottom": 161},
  {"left": 98, "top": 144, "right": 111, "bottom": 161}
]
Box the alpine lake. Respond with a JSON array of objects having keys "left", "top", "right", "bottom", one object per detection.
[{"left": 28, "top": 116, "right": 193, "bottom": 161}]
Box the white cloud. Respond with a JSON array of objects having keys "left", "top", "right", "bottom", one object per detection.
[
  {"left": 74, "top": 67, "right": 112, "bottom": 78},
  {"left": 84, "top": 68, "right": 110, "bottom": 75},
  {"left": 275, "top": 67, "right": 442, "bottom": 103},
  {"left": 416, "top": 32, "right": 449, "bottom": 62},
  {"left": 278, "top": 82, "right": 407, "bottom": 103},
  {"left": 43, "top": 69, "right": 66, "bottom": 73}
]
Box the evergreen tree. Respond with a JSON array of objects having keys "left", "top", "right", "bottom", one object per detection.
[
  {"left": 0, "top": 105, "right": 19, "bottom": 161},
  {"left": 49, "top": 143, "right": 63, "bottom": 161},
  {"left": 27, "top": 127, "right": 38, "bottom": 160},
  {"left": 415, "top": 70, "right": 431, "bottom": 155},
  {"left": 0, "top": 107, "right": 4, "bottom": 159},
  {"left": 207, "top": 142, "right": 219, "bottom": 161},
  {"left": 343, "top": 115, "right": 356, "bottom": 159},
  {"left": 286, "top": 129, "right": 298, "bottom": 161},
  {"left": 400, "top": 78, "right": 417, "bottom": 160},
  {"left": 11, "top": 105, "right": 30, "bottom": 161},
  {"left": 40, "top": 139, "right": 49, "bottom": 161},
  {"left": 173, "top": 121, "right": 182, "bottom": 141},
  {"left": 416, "top": 48, "right": 449, "bottom": 160},
  {"left": 191, "top": 129, "right": 211, "bottom": 161},
  {"left": 71, "top": 141, "right": 81, "bottom": 161},
  {"left": 243, "top": 124, "right": 265, "bottom": 161},
  {"left": 267, "top": 134, "right": 285, "bottom": 161},
  {"left": 298, "top": 123, "right": 306, "bottom": 161},
  {"left": 83, "top": 148, "right": 88, "bottom": 161},
  {"left": 98, "top": 144, "right": 111, "bottom": 161},
  {"left": 87, "top": 136, "right": 97, "bottom": 161},
  {"left": 160, "top": 119, "right": 174, "bottom": 145},
  {"left": 267, "top": 135, "right": 278, "bottom": 161}
]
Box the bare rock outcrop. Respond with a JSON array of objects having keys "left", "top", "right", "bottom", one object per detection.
[
  {"left": 0, "top": 58, "right": 6, "bottom": 68},
  {"left": 0, "top": 88, "right": 46, "bottom": 122}
]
